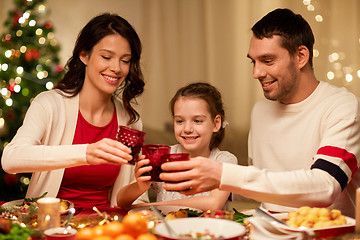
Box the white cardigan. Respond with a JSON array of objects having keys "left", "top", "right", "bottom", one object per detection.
[{"left": 1, "top": 90, "right": 148, "bottom": 207}]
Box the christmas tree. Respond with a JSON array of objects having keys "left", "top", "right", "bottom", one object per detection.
[{"left": 0, "top": 0, "right": 64, "bottom": 200}]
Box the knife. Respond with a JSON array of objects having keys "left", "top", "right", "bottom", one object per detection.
[{"left": 255, "top": 207, "right": 289, "bottom": 226}]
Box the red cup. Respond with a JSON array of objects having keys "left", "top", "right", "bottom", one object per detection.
[
  {"left": 161, "top": 153, "right": 190, "bottom": 163},
  {"left": 141, "top": 144, "right": 171, "bottom": 181},
  {"left": 160, "top": 153, "right": 190, "bottom": 182},
  {"left": 116, "top": 126, "right": 146, "bottom": 165}
]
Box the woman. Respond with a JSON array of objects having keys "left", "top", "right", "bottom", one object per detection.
[{"left": 1, "top": 13, "right": 148, "bottom": 208}]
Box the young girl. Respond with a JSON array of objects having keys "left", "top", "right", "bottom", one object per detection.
[
  {"left": 117, "top": 82, "right": 237, "bottom": 211},
  {"left": 1, "top": 13, "right": 148, "bottom": 208}
]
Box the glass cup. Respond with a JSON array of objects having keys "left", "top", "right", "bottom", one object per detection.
[
  {"left": 116, "top": 126, "right": 146, "bottom": 165},
  {"left": 160, "top": 153, "right": 190, "bottom": 182},
  {"left": 141, "top": 144, "right": 171, "bottom": 181}
]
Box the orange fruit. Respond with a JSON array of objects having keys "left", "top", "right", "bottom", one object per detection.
[
  {"left": 102, "top": 221, "right": 126, "bottom": 238},
  {"left": 115, "top": 234, "right": 136, "bottom": 240},
  {"left": 93, "top": 225, "right": 105, "bottom": 236},
  {"left": 76, "top": 227, "right": 94, "bottom": 240},
  {"left": 92, "top": 236, "right": 113, "bottom": 240},
  {"left": 136, "top": 233, "right": 158, "bottom": 240},
  {"left": 122, "top": 212, "right": 148, "bottom": 237}
]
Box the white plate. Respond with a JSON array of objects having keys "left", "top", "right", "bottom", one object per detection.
[
  {"left": 1, "top": 199, "right": 74, "bottom": 215},
  {"left": 271, "top": 212, "right": 355, "bottom": 238},
  {"left": 129, "top": 205, "right": 202, "bottom": 215}
]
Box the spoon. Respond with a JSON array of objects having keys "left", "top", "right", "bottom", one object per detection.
[
  {"left": 150, "top": 206, "right": 178, "bottom": 238},
  {"left": 63, "top": 207, "right": 75, "bottom": 234}
]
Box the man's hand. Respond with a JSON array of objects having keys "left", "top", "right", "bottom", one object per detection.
[{"left": 160, "top": 156, "right": 222, "bottom": 195}]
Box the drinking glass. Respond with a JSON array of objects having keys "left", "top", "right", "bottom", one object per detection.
[
  {"left": 141, "top": 144, "right": 171, "bottom": 181},
  {"left": 116, "top": 126, "right": 146, "bottom": 165}
]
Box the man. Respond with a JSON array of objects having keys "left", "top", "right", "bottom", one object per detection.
[{"left": 160, "top": 8, "right": 360, "bottom": 217}]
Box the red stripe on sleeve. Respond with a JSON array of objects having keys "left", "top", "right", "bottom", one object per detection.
[{"left": 317, "top": 146, "right": 358, "bottom": 176}]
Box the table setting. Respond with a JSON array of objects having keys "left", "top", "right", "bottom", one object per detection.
[
  {"left": 1, "top": 193, "right": 358, "bottom": 240},
  {"left": 0, "top": 125, "right": 359, "bottom": 239}
]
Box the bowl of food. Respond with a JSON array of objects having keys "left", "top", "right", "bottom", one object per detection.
[{"left": 154, "top": 217, "right": 246, "bottom": 240}]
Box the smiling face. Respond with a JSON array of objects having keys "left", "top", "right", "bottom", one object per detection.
[
  {"left": 247, "top": 35, "right": 301, "bottom": 104},
  {"left": 173, "top": 97, "right": 221, "bottom": 157},
  {"left": 80, "top": 34, "right": 131, "bottom": 97}
]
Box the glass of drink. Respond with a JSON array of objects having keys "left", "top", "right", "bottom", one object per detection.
[
  {"left": 141, "top": 144, "right": 171, "bottom": 181},
  {"left": 116, "top": 126, "right": 146, "bottom": 165}
]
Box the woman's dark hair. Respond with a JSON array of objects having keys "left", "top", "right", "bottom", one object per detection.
[
  {"left": 55, "top": 13, "right": 144, "bottom": 124},
  {"left": 251, "top": 8, "right": 315, "bottom": 69},
  {"left": 170, "top": 82, "right": 226, "bottom": 150}
]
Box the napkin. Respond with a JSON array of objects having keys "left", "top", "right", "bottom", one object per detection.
[{"left": 246, "top": 216, "right": 313, "bottom": 240}]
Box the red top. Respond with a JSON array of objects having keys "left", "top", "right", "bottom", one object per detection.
[{"left": 57, "top": 109, "right": 120, "bottom": 209}]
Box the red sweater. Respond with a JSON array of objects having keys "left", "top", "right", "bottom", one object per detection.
[{"left": 57, "top": 110, "right": 120, "bottom": 209}]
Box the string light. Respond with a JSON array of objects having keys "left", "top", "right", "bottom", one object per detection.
[
  {"left": 14, "top": 84, "right": 21, "bottom": 93},
  {"left": 5, "top": 50, "right": 12, "bottom": 58},
  {"left": 1, "top": 63, "right": 8, "bottom": 71},
  {"left": 29, "top": 20, "right": 36, "bottom": 27},
  {"left": 16, "top": 66, "right": 24, "bottom": 75},
  {"left": 315, "top": 15, "right": 323, "bottom": 22},
  {"left": 20, "top": 46, "right": 27, "bottom": 53},
  {"left": 307, "top": 5, "right": 315, "bottom": 11},
  {"left": 23, "top": 12, "right": 30, "bottom": 19},
  {"left": 327, "top": 71, "right": 335, "bottom": 80},
  {"left": 5, "top": 99, "right": 13, "bottom": 107},
  {"left": 38, "top": 4, "right": 46, "bottom": 13},
  {"left": 38, "top": 37, "right": 46, "bottom": 44},
  {"left": 35, "top": 28, "right": 43, "bottom": 35},
  {"left": 46, "top": 81, "right": 54, "bottom": 89},
  {"left": 1, "top": 88, "right": 8, "bottom": 96},
  {"left": 18, "top": 17, "right": 26, "bottom": 24},
  {"left": 37, "top": 71, "right": 45, "bottom": 79},
  {"left": 346, "top": 74, "right": 353, "bottom": 83}
]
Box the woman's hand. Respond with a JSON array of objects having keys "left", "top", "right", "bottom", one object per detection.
[
  {"left": 85, "top": 138, "right": 132, "bottom": 165},
  {"left": 160, "top": 156, "right": 222, "bottom": 195},
  {"left": 134, "top": 156, "right": 152, "bottom": 192}
]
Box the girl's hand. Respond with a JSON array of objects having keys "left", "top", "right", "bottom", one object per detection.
[
  {"left": 85, "top": 138, "right": 132, "bottom": 165},
  {"left": 134, "top": 156, "right": 152, "bottom": 192}
]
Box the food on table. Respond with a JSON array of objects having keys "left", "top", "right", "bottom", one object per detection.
[
  {"left": 232, "top": 208, "right": 252, "bottom": 225},
  {"left": 60, "top": 199, "right": 70, "bottom": 212},
  {"left": 179, "top": 229, "right": 218, "bottom": 239},
  {"left": 285, "top": 206, "right": 347, "bottom": 228},
  {"left": 0, "top": 217, "right": 11, "bottom": 234},
  {"left": 77, "top": 213, "right": 157, "bottom": 240},
  {"left": 136, "top": 233, "right": 158, "bottom": 240},
  {"left": 0, "top": 217, "right": 33, "bottom": 238},
  {"left": 165, "top": 208, "right": 203, "bottom": 220},
  {"left": 122, "top": 212, "right": 148, "bottom": 237},
  {"left": 165, "top": 209, "right": 187, "bottom": 220}
]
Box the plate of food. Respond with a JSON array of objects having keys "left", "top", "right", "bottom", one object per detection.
[
  {"left": 1, "top": 194, "right": 74, "bottom": 215},
  {"left": 155, "top": 217, "right": 247, "bottom": 240},
  {"left": 130, "top": 205, "right": 202, "bottom": 215},
  {"left": 270, "top": 207, "right": 355, "bottom": 239}
]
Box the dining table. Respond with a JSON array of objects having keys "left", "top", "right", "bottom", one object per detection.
[{"left": 0, "top": 201, "right": 357, "bottom": 240}]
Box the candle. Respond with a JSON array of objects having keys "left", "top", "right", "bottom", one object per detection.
[
  {"left": 356, "top": 188, "right": 360, "bottom": 232},
  {"left": 37, "top": 197, "right": 61, "bottom": 230}
]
